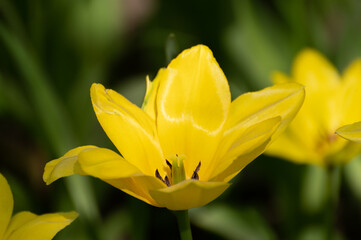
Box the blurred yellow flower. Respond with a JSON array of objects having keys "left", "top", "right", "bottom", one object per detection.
[
  {"left": 43, "top": 45, "right": 304, "bottom": 210},
  {"left": 336, "top": 121, "right": 361, "bottom": 143},
  {"left": 267, "top": 49, "right": 361, "bottom": 166},
  {"left": 0, "top": 173, "right": 77, "bottom": 240}
]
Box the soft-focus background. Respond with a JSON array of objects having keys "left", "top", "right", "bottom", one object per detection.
[{"left": 1, "top": 0, "right": 361, "bottom": 239}]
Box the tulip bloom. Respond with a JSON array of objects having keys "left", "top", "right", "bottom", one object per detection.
[
  {"left": 336, "top": 121, "right": 361, "bottom": 143},
  {"left": 0, "top": 173, "right": 77, "bottom": 240},
  {"left": 43, "top": 45, "right": 304, "bottom": 210},
  {"left": 266, "top": 49, "right": 361, "bottom": 166}
]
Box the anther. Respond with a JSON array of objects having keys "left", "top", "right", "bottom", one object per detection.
[
  {"left": 191, "top": 162, "right": 201, "bottom": 180},
  {"left": 164, "top": 176, "right": 170, "bottom": 187},
  {"left": 155, "top": 169, "right": 168, "bottom": 186},
  {"left": 166, "top": 159, "right": 172, "bottom": 170}
]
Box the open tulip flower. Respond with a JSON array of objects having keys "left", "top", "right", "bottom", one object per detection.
[
  {"left": 43, "top": 45, "right": 304, "bottom": 210},
  {"left": 336, "top": 121, "right": 361, "bottom": 143},
  {"left": 266, "top": 49, "right": 361, "bottom": 166},
  {"left": 0, "top": 173, "right": 77, "bottom": 240}
]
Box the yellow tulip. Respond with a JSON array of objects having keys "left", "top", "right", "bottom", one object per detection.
[
  {"left": 43, "top": 45, "right": 305, "bottom": 210},
  {"left": 336, "top": 121, "right": 361, "bottom": 143},
  {"left": 267, "top": 49, "right": 361, "bottom": 166},
  {"left": 0, "top": 173, "right": 77, "bottom": 240}
]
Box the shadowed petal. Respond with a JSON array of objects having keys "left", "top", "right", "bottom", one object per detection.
[
  {"left": 149, "top": 180, "right": 229, "bottom": 210},
  {"left": 211, "top": 141, "right": 270, "bottom": 182},
  {"left": 0, "top": 173, "right": 13, "bottom": 239},
  {"left": 207, "top": 117, "right": 281, "bottom": 181},
  {"left": 226, "top": 83, "right": 305, "bottom": 141},
  {"left": 5, "top": 211, "right": 78, "bottom": 240},
  {"left": 105, "top": 175, "right": 166, "bottom": 207},
  {"left": 91, "top": 83, "right": 164, "bottom": 175},
  {"left": 156, "top": 45, "right": 231, "bottom": 178}
]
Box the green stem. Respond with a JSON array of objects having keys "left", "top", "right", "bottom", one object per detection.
[
  {"left": 175, "top": 210, "right": 193, "bottom": 240},
  {"left": 325, "top": 165, "right": 341, "bottom": 240}
]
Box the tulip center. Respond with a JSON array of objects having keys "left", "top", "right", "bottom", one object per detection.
[
  {"left": 316, "top": 132, "right": 339, "bottom": 155},
  {"left": 155, "top": 154, "right": 201, "bottom": 187}
]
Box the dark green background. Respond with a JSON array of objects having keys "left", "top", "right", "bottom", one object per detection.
[{"left": 1, "top": 0, "right": 361, "bottom": 239}]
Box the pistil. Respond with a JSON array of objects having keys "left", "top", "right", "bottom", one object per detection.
[
  {"left": 155, "top": 155, "right": 201, "bottom": 186},
  {"left": 169, "top": 154, "right": 186, "bottom": 185}
]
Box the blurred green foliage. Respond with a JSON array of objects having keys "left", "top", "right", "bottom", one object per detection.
[{"left": 1, "top": 0, "right": 361, "bottom": 239}]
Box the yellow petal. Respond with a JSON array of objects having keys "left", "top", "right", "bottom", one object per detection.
[
  {"left": 149, "top": 180, "right": 229, "bottom": 210},
  {"left": 209, "top": 117, "right": 281, "bottom": 182},
  {"left": 340, "top": 59, "right": 361, "bottom": 124},
  {"left": 156, "top": 45, "right": 231, "bottom": 178},
  {"left": 272, "top": 71, "right": 291, "bottom": 84},
  {"left": 44, "top": 146, "right": 166, "bottom": 207},
  {"left": 105, "top": 175, "right": 166, "bottom": 207},
  {"left": 292, "top": 49, "right": 340, "bottom": 89},
  {"left": 267, "top": 50, "right": 346, "bottom": 164},
  {"left": 43, "top": 146, "right": 96, "bottom": 185},
  {"left": 141, "top": 70, "right": 163, "bottom": 119},
  {"left": 212, "top": 141, "right": 270, "bottom": 182},
  {"left": 266, "top": 131, "right": 322, "bottom": 165},
  {"left": 43, "top": 146, "right": 141, "bottom": 185},
  {"left": 78, "top": 147, "right": 141, "bottom": 179},
  {"left": 225, "top": 82, "right": 305, "bottom": 140},
  {"left": 292, "top": 49, "right": 341, "bottom": 132},
  {"left": 5, "top": 211, "right": 78, "bottom": 240},
  {"left": 336, "top": 122, "right": 361, "bottom": 143},
  {"left": 4, "top": 212, "right": 37, "bottom": 239},
  {"left": 91, "top": 83, "right": 164, "bottom": 175},
  {"left": 0, "top": 173, "right": 13, "bottom": 239},
  {"left": 267, "top": 92, "right": 334, "bottom": 164}
]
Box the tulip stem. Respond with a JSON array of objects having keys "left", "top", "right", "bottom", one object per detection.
[
  {"left": 175, "top": 210, "right": 193, "bottom": 240},
  {"left": 325, "top": 165, "right": 341, "bottom": 240}
]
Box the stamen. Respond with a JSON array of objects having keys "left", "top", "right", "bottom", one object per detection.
[
  {"left": 155, "top": 169, "right": 167, "bottom": 185},
  {"left": 164, "top": 176, "right": 170, "bottom": 187},
  {"left": 166, "top": 159, "right": 172, "bottom": 170},
  {"left": 191, "top": 162, "right": 201, "bottom": 180},
  {"left": 159, "top": 156, "right": 201, "bottom": 187}
]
